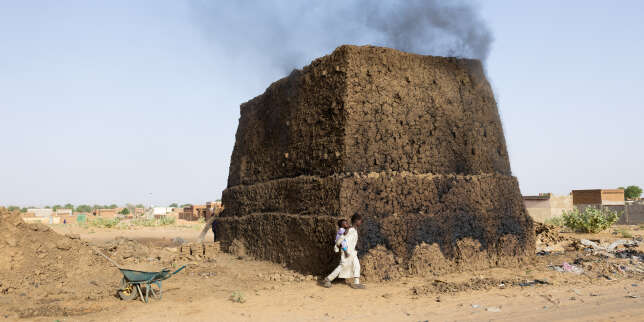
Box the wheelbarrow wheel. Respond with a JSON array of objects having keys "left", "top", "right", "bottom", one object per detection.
[
  {"left": 118, "top": 279, "right": 138, "bottom": 301},
  {"left": 118, "top": 288, "right": 138, "bottom": 300}
]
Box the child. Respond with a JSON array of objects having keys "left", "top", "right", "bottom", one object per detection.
[{"left": 334, "top": 219, "right": 350, "bottom": 255}]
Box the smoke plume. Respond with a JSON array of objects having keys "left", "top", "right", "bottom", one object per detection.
[{"left": 190, "top": 0, "right": 492, "bottom": 75}]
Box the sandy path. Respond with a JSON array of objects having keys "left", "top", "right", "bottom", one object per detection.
[
  {"left": 32, "top": 278, "right": 642, "bottom": 322},
  {"left": 51, "top": 224, "right": 213, "bottom": 244},
  {"left": 25, "top": 225, "right": 642, "bottom": 322}
]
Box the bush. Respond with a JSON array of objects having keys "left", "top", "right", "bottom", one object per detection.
[
  {"left": 89, "top": 217, "right": 121, "bottom": 228},
  {"left": 615, "top": 229, "right": 633, "bottom": 238},
  {"left": 229, "top": 291, "right": 246, "bottom": 303},
  {"left": 125, "top": 216, "right": 176, "bottom": 227},
  {"left": 158, "top": 216, "right": 176, "bottom": 226},
  {"left": 544, "top": 216, "right": 564, "bottom": 227},
  {"left": 561, "top": 207, "right": 621, "bottom": 233},
  {"left": 76, "top": 205, "right": 92, "bottom": 213},
  {"left": 624, "top": 185, "right": 643, "bottom": 200}
]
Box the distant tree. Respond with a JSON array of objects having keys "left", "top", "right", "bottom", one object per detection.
[
  {"left": 169, "top": 203, "right": 179, "bottom": 208},
  {"left": 624, "top": 185, "right": 643, "bottom": 200},
  {"left": 44, "top": 206, "right": 51, "bottom": 209},
  {"left": 7, "top": 206, "right": 20, "bottom": 212},
  {"left": 64, "top": 203, "right": 74, "bottom": 209},
  {"left": 135, "top": 204, "right": 145, "bottom": 209},
  {"left": 52, "top": 205, "right": 62, "bottom": 211},
  {"left": 180, "top": 204, "right": 192, "bottom": 208},
  {"left": 20, "top": 207, "right": 27, "bottom": 213},
  {"left": 215, "top": 199, "right": 222, "bottom": 202},
  {"left": 118, "top": 208, "right": 130, "bottom": 215},
  {"left": 76, "top": 205, "right": 92, "bottom": 213},
  {"left": 108, "top": 204, "right": 118, "bottom": 209}
]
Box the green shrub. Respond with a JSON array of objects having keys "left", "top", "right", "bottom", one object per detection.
[
  {"left": 158, "top": 216, "right": 176, "bottom": 226},
  {"left": 617, "top": 229, "right": 633, "bottom": 238},
  {"left": 124, "top": 216, "right": 177, "bottom": 227},
  {"left": 89, "top": 217, "right": 120, "bottom": 228},
  {"left": 544, "top": 216, "right": 564, "bottom": 227},
  {"left": 229, "top": 291, "right": 246, "bottom": 303},
  {"left": 561, "top": 207, "right": 620, "bottom": 233},
  {"left": 623, "top": 185, "right": 643, "bottom": 200}
]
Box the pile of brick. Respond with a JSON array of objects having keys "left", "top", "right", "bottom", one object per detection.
[
  {"left": 179, "top": 242, "right": 219, "bottom": 261},
  {"left": 216, "top": 45, "right": 534, "bottom": 278}
]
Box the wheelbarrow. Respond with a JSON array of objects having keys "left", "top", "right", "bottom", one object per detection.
[
  {"left": 117, "top": 266, "right": 186, "bottom": 303},
  {"left": 93, "top": 247, "right": 186, "bottom": 303}
]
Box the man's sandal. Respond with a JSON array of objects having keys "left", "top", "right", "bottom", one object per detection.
[
  {"left": 322, "top": 279, "right": 332, "bottom": 288},
  {"left": 350, "top": 283, "right": 366, "bottom": 289}
]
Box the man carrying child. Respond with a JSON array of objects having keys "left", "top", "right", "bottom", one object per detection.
[{"left": 322, "top": 214, "right": 365, "bottom": 289}]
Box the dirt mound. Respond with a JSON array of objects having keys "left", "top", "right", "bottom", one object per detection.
[
  {"left": 101, "top": 237, "right": 166, "bottom": 271},
  {"left": 0, "top": 209, "right": 120, "bottom": 318}
]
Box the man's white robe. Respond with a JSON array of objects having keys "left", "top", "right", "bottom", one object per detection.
[{"left": 335, "top": 227, "right": 360, "bottom": 278}]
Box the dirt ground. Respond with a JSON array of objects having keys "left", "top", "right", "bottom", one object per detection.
[{"left": 3, "top": 222, "right": 644, "bottom": 322}]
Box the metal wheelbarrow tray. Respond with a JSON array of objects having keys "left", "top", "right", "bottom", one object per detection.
[{"left": 117, "top": 265, "right": 186, "bottom": 303}]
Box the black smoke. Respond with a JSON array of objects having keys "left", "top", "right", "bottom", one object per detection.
[{"left": 190, "top": 0, "right": 492, "bottom": 74}]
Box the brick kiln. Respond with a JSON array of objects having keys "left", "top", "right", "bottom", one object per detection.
[{"left": 216, "top": 45, "right": 534, "bottom": 279}]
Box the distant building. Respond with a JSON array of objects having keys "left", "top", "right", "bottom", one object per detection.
[
  {"left": 27, "top": 208, "right": 53, "bottom": 217},
  {"left": 153, "top": 207, "right": 174, "bottom": 216},
  {"left": 93, "top": 208, "right": 123, "bottom": 218},
  {"left": 179, "top": 202, "right": 221, "bottom": 221},
  {"left": 22, "top": 208, "right": 60, "bottom": 224},
  {"left": 570, "top": 189, "right": 642, "bottom": 224},
  {"left": 55, "top": 209, "right": 73, "bottom": 216},
  {"left": 572, "top": 189, "right": 625, "bottom": 207},
  {"left": 523, "top": 193, "right": 573, "bottom": 222},
  {"left": 180, "top": 205, "right": 205, "bottom": 221},
  {"left": 22, "top": 217, "right": 53, "bottom": 224},
  {"left": 201, "top": 201, "right": 223, "bottom": 221}
]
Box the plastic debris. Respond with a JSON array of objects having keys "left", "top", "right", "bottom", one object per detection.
[
  {"left": 550, "top": 262, "right": 584, "bottom": 274},
  {"left": 519, "top": 279, "right": 550, "bottom": 287},
  {"left": 562, "top": 262, "right": 584, "bottom": 274},
  {"left": 580, "top": 239, "right": 640, "bottom": 252}
]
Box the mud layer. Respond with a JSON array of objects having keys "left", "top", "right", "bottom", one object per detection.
[
  {"left": 227, "top": 45, "right": 510, "bottom": 187},
  {"left": 221, "top": 45, "right": 534, "bottom": 279},
  {"left": 223, "top": 172, "right": 526, "bottom": 219},
  {"left": 216, "top": 206, "right": 532, "bottom": 277}
]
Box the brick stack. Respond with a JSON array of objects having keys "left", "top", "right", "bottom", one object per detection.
[{"left": 216, "top": 45, "right": 534, "bottom": 277}]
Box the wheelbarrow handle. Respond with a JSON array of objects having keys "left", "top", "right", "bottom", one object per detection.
[{"left": 171, "top": 265, "right": 186, "bottom": 275}]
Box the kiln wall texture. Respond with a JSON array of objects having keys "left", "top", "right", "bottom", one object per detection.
[{"left": 218, "top": 45, "right": 534, "bottom": 278}]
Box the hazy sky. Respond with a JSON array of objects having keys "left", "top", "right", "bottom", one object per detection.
[{"left": 1, "top": 1, "right": 642, "bottom": 207}]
